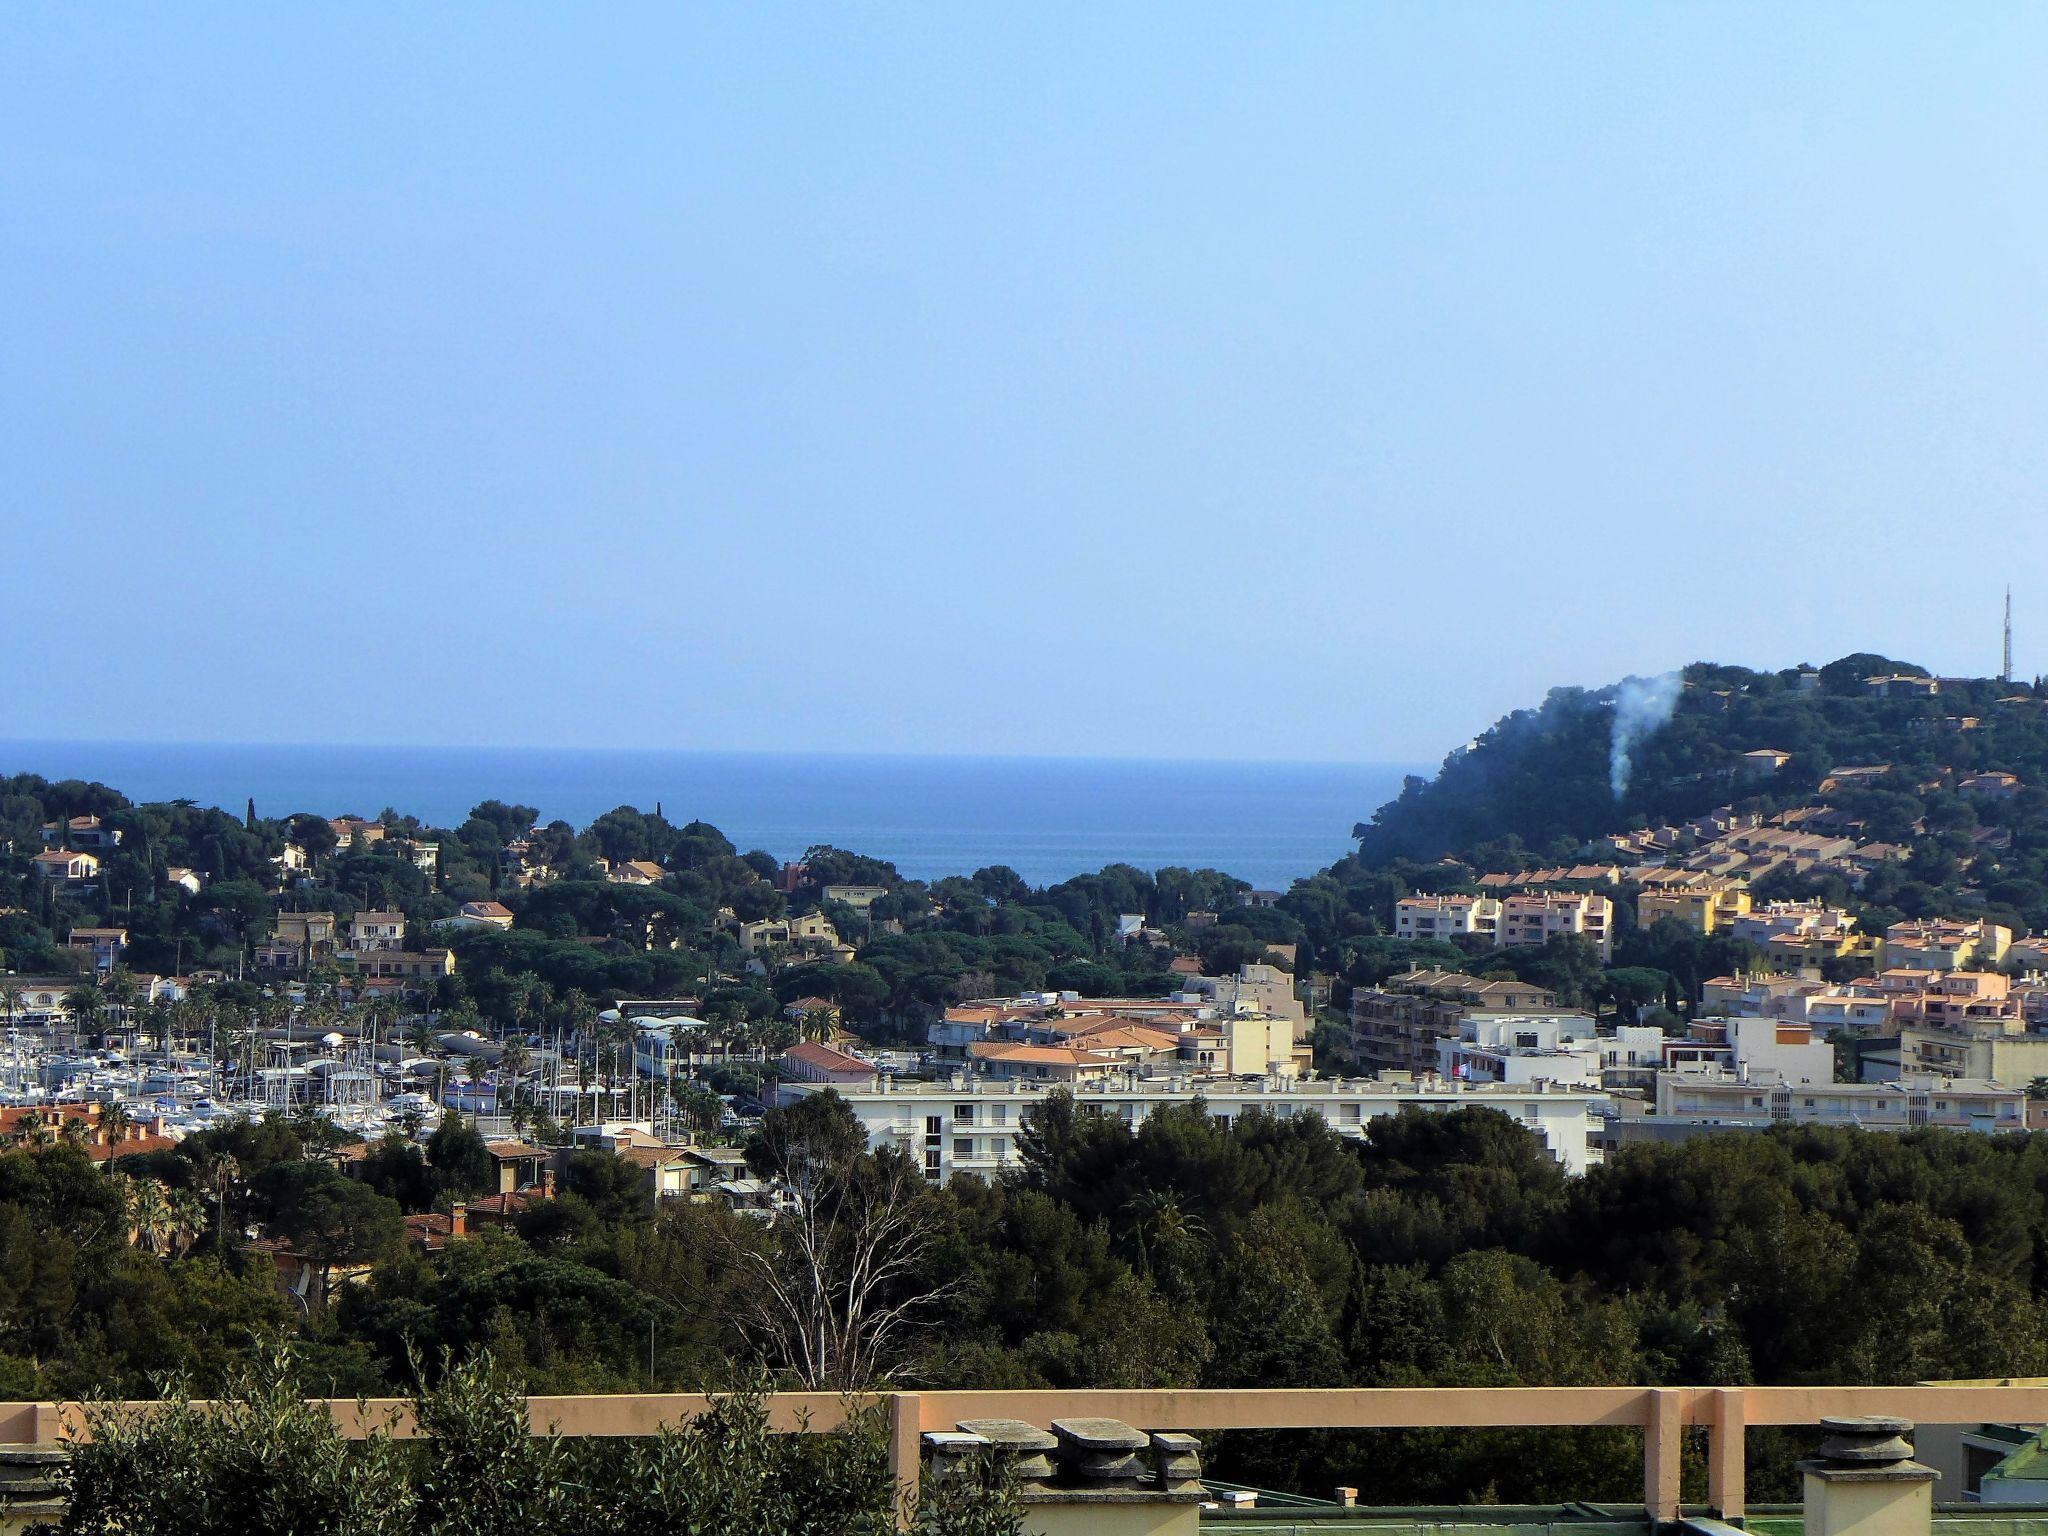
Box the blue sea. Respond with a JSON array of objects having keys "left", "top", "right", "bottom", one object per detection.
[{"left": 0, "top": 742, "right": 1417, "bottom": 891}]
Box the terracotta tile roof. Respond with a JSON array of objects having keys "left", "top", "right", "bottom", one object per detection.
[
  {"left": 467, "top": 1189, "right": 552, "bottom": 1218},
  {"left": 611, "top": 1144, "right": 695, "bottom": 1170},
  {"left": 92, "top": 1134, "right": 179, "bottom": 1162},
  {"left": 1063, "top": 1024, "right": 1179, "bottom": 1053},
  {"left": 968, "top": 1042, "right": 1114, "bottom": 1067},
  {"left": 782, "top": 1041, "right": 873, "bottom": 1076}
]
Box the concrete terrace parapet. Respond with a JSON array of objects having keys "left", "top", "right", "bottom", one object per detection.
[{"left": 16, "top": 1384, "right": 2048, "bottom": 1529}]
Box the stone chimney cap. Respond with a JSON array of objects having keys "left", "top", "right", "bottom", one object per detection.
[
  {"left": 1808, "top": 1416, "right": 1922, "bottom": 1471},
  {"left": 1051, "top": 1417, "right": 1149, "bottom": 1452},
  {"left": 1821, "top": 1415, "right": 1913, "bottom": 1436},
  {"left": 957, "top": 1418, "right": 1058, "bottom": 1452}
]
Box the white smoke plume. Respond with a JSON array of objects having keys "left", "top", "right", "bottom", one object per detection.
[{"left": 1608, "top": 672, "right": 1683, "bottom": 799}]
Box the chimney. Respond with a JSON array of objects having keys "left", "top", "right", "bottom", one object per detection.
[
  {"left": 449, "top": 1202, "right": 468, "bottom": 1238},
  {"left": 1801, "top": 1416, "right": 1936, "bottom": 1536}
]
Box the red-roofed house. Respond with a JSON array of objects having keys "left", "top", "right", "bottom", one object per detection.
[
  {"left": 966, "top": 1041, "right": 1118, "bottom": 1085},
  {"left": 779, "top": 1041, "right": 877, "bottom": 1089}
]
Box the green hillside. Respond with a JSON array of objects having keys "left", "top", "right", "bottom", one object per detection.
[
  {"left": 1355, "top": 653, "right": 2048, "bottom": 871},
  {"left": 1222, "top": 652, "right": 2048, "bottom": 1008}
]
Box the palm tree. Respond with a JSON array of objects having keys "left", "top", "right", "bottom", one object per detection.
[
  {"left": 499, "top": 1037, "right": 531, "bottom": 1087},
  {"left": 172, "top": 996, "right": 207, "bottom": 1051},
  {"left": 166, "top": 1187, "right": 207, "bottom": 1257},
  {"left": 99, "top": 1099, "right": 134, "bottom": 1150},
  {"left": 62, "top": 983, "right": 102, "bottom": 1046},
  {"left": 200, "top": 1153, "right": 240, "bottom": 1254},
  {"left": 563, "top": 989, "right": 597, "bottom": 1055},
  {"left": 111, "top": 1171, "right": 139, "bottom": 1237},
  {"left": 1121, "top": 1190, "right": 1210, "bottom": 1280},
  {"left": 130, "top": 1178, "right": 173, "bottom": 1256},
  {"left": 366, "top": 995, "right": 401, "bottom": 1047},
  {"left": 102, "top": 969, "right": 140, "bottom": 1032},
  {"left": 142, "top": 1000, "right": 174, "bottom": 1053}
]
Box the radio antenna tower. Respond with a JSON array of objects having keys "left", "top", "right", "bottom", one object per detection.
[{"left": 2004, "top": 587, "right": 2014, "bottom": 684}]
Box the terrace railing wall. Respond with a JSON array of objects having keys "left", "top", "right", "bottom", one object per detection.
[{"left": 10, "top": 1382, "right": 2048, "bottom": 1525}]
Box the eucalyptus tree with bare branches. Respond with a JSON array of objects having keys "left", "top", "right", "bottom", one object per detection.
[{"left": 725, "top": 1093, "right": 954, "bottom": 1391}]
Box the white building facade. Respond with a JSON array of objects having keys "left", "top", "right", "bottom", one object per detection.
[{"left": 777, "top": 1073, "right": 1612, "bottom": 1182}]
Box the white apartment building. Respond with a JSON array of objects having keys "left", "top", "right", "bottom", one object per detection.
[
  {"left": 1393, "top": 892, "right": 1613, "bottom": 961},
  {"left": 1728, "top": 902, "right": 1856, "bottom": 946},
  {"left": 1436, "top": 1015, "right": 1664, "bottom": 1091},
  {"left": 1654, "top": 1070, "right": 2022, "bottom": 1133},
  {"left": 1393, "top": 895, "right": 1501, "bottom": 944},
  {"left": 1660, "top": 1016, "right": 1835, "bottom": 1085},
  {"left": 1501, "top": 892, "right": 1613, "bottom": 961},
  {"left": 778, "top": 1073, "right": 1613, "bottom": 1182},
  {"left": 1884, "top": 918, "right": 2013, "bottom": 971}
]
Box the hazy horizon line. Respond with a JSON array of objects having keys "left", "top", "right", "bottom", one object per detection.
[{"left": 0, "top": 736, "right": 1433, "bottom": 774}]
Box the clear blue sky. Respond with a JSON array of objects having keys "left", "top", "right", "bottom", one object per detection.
[{"left": 5, "top": 5, "right": 2048, "bottom": 763}]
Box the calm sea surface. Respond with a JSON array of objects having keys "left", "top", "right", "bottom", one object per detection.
[{"left": 0, "top": 742, "right": 1417, "bottom": 890}]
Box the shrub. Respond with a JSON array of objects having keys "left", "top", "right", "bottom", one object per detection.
[{"left": 36, "top": 1347, "right": 1019, "bottom": 1536}]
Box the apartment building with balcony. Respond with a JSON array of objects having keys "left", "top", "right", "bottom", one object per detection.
[
  {"left": 1637, "top": 882, "right": 1751, "bottom": 934},
  {"left": 1435, "top": 1014, "right": 1664, "bottom": 1091},
  {"left": 1390, "top": 891, "right": 1613, "bottom": 960},
  {"left": 1659, "top": 1016, "right": 1834, "bottom": 1085},
  {"left": 348, "top": 910, "right": 407, "bottom": 951},
  {"left": 1728, "top": 901, "right": 1857, "bottom": 946},
  {"left": 1349, "top": 969, "right": 1570, "bottom": 1076},
  {"left": 1884, "top": 918, "right": 2013, "bottom": 971},
  {"left": 779, "top": 1071, "right": 1612, "bottom": 1182},
  {"left": 1392, "top": 894, "right": 1501, "bottom": 944},
  {"left": 1653, "top": 1069, "right": 2021, "bottom": 1133},
  {"left": 1501, "top": 891, "right": 1613, "bottom": 960},
  {"left": 1701, "top": 971, "right": 1826, "bottom": 1019}
]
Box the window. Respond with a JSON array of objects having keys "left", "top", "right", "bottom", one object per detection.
[
  {"left": 953, "top": 1103, "right": 973, "bottom": 1123},
  {"left": 953, "top": 1138, "right": 973, "bottom": 1159},
  {"left": 923, "top": 1150, "right": 940, "bottom": 1178}
]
